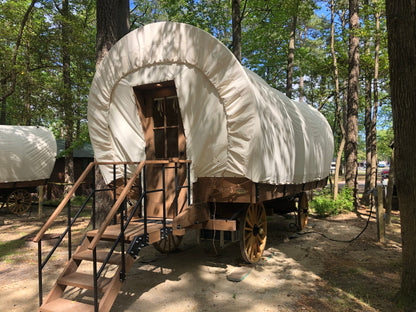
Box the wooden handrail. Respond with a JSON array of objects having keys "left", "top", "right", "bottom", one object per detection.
[
  {"left": 34, "top": 158, "right": 190, "bottom": 245},
  {"left": 88, "top": 161, "right": 145, "bottom": 250},
  {"left": 33, "top": 162, "right": 95, "bottom": 243}
]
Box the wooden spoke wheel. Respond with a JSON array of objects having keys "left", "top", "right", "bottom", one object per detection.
[
  {"left": 153, "top": 233, "right": 182, "bottom": 253},
  {"left": 239, "top": 202, "right": 267, "bottom": 264},
  {"left": 297, "top": 192, "right": 309, "bottom": 231},
  {"left": 7, "top": 189, "right": 32, "bottom": 215}
]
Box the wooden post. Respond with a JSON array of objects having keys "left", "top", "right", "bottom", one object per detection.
[
  {"left": 38, "top": 185, "right": 44, "bottom": 218},
  {"left": 376, "top": 185, "right": 385, "bottom": 243}
]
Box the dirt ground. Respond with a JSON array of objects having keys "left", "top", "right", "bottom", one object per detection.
[{"left": 0, "top": 205, "right": 403, "bottom": 312}]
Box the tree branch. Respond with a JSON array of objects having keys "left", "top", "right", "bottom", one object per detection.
[{"left": 0, "top": 0, "right": 38, "bottom": 103}]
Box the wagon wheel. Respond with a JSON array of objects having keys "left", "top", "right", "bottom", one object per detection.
[
  {"left": 239, "top": 202, "right": 267, "bottom": 264},
  {"left": 153, "top": 234, "right": 182, "bottom": 253},
  {"left": 296, "top": 192, "right": 309, "bottom": 231},
  {"left": 7, "top": 189, "right": 32, "bottom": 215}
]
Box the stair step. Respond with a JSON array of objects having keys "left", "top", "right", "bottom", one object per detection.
[
  {"left": 73, "top": 249, "right": 122, "bottom": 265},
  {"left": 39, "top": 298, "right": 94, "bottom": 312},
  {"left": 58, "top": 272, "right": 111, "bottom": 292},
  {"left": 87, "top": 221, "right": 166, "bottom": 243}
]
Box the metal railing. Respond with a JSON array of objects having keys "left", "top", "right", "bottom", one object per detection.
[{"left": 35, "top": 159, "right": 191, "bottom": 311}]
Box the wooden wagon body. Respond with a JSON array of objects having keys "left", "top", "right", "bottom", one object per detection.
[
  {"left": 0, "top": 126, "right": 56, "bottom": 214},
  {"left": 35, "top": 22, "right": 333, "bottom": 311}
]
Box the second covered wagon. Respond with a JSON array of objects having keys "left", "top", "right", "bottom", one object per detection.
[
  {"left": 88, "top": 22, "right": 334, "bottom": 263},
  {"left": 0, "top": 125, "right": 57, "bottom": 214}
]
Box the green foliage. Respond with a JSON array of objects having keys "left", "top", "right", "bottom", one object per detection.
[
  {"left": 1, "top": 0, "right": 393, "bottom": 178},
  {"left": 377, "top": 128, "right": 394, "bottom": 161},
  {"left": 311, "top": 187, "right": 354, "bottom": 217}
]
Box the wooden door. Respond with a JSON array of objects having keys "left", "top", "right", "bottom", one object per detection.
[{"left": 133, "top": 81, "right": 187, "bottom": 218}]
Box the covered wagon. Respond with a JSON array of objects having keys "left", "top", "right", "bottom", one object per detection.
[
  {"left": 0, "top": 125, "right": 57, "bottom": 214},
  {"left": 88, "top": 21, "right": 334, "bottom": 262},
  {"left": 36, "top": 22, "right": 333, "bottom": 311}
]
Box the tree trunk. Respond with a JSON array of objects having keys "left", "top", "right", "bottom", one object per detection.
[
  {"left": 286, "top": 14, "right": 297, "bottom": 99},
  {"left": 371, "top": 3, "right": 380, "bottom": 197},
  {"left": 298, "top": 26, "right": 308, "bottom": 103},
  {"left": 345, "top": 0, "right": 360, "bottom": 209},
  {"left": 330, "top": 0, "right": 344, "bottom": 200},
  {"left": 363, "top": 0, "right": 372, "bottom": 204},
  {"left": 62, "top": 0, "right": 74, "bottom": 195},
  {"left": 96, "top": 0, "right": 130, "bottom": 67},
  {"left": 385, "top": 145, "right": 394, "bottom": 225},
  {"left": 386, "top": 0, "right": 416, "bottom": 308},
  {"left": 232, "top": 0, "right": 242, "bottom": 63},
  {"left": 95, "top": 0, "right": 130, "bottom": 225}
]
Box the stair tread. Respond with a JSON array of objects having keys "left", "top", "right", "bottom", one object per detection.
[
  {"left": 58, "top": 272, "right": 111, "bottom": 292},
  {"left": 73, "top": 249, "right": 122, "bottom": 264},
  {"left": 87, "top": 220, "right": 170, "bottom": 242},
  {"left": 40, "top": 298, "right": 94, "bottom": 312}
]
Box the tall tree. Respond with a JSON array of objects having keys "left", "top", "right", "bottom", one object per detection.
[
  {"left": 331, "top": 0, "right": 345, "bottom": 200},
  {"left": 345, "top": 0, "right": 360, "bottom": 207},
  {"left": 0, "top": 0, "right": 38, "bottom": 124},
  {"left": 371, "top": 0, "right": 381, "bottom": 194},
  {"left": 61, "top": 0, "right": 74, "bottom": 194},
  {"left": 231, "top": 0, "right": 242, "bottom": 63},
  {"left": 285, "top": 0, "right": 300, "bottom": 99},
  {"left": 96, "top": 0, "right": 130, "bottom": 67},
  {"left": 362, "top": 0, "right": 372, "bottom": 203},
  {"left": 95, "top": 0, "right": 130, "bottom": 224},
  {"left": 386, "top": 0, "right": 416, "bottom": 309}
]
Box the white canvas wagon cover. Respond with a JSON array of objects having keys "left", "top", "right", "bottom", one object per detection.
[
  {"left": 0, "top": 126, "right": 57, "bottom": 183},
  {"left": 88, "top": 22, "right": 334, "bottom": 186}
]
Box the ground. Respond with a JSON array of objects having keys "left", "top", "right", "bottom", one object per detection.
[{"left": 0, "top": 205, "right": 403, "bottom": 312}]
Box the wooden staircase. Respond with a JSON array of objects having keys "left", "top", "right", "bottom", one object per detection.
[
  {"left": 39, "top": 220, "right": 171, "bottom": 312},
  {"left": 38, "top": 238, "right": 134, "bottom": 312},
  {"left": 34, "top": 160, "right": 191, "bottom": 312}
]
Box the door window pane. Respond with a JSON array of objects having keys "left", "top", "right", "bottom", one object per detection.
[
  {"left": 166, "top": 97, "right": 179, "bottom": 126},
  {"left": 166, "top": 128, "right": 178, "bottom": 158},
  {"left": 154, "top": 128, "right": 165, "bottom": 159},
  {"left": 153, "top": 98, "right": 164, "bottom": 127}
]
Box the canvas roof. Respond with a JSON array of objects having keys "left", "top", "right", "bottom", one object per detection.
[
  {"left": 88, "top": 22, "right": 334, "bottom": 185},
  {"left": 0, "top": 126, "right": 57, "bottom": 183}
]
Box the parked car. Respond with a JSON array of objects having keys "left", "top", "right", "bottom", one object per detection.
[{"left": 381, "top": 168, "right": 389, "bottom": 180}]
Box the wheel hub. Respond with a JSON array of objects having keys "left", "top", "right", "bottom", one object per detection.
[{"left": 253, "top": 224, "right": 260, "bottom": 236}]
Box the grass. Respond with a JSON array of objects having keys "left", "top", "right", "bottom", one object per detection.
[
  {"left": 0, "top": 238, "right": 26, "bottom": 262},
  {"left": 310, "top": 187, "right": 354, "bottom": 217}
]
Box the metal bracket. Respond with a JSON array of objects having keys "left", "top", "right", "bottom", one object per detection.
[
  {"left": 160, "top": 227, "right": 172, "bottom": 240},
  {"left": 127, "top": 234, "right": 148, "bottom": 258}
]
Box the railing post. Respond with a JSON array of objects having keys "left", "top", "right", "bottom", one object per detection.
[
  {"left": 187, "top": 162, "right": 191, "bottom": 206},
  {"left": 174, "top": 162, "right": 178, "bottom": 216},
  {"left": 67, "top": 198, "right": 71, "bottom": 260},
  {"left": 120, "top": 164, "right": 127, "bottom": 281},
  {"left": 93, "top": 247, "right": 98, "bottom": 312},
  {"left": 113, "top": 164, "right": 117, "bottom": 224},
  {"left": 92, "top": 164, "right": 96, "bottom": 229},
  {"left": 123, "top": 164, "right": 128, "bottom": 220},
  {"left": 143, "top": 164, "right": 147, "bottom": 237},
  {"left": 139, "top": 171, "right": 142, "bottom": 218},
  {"left": 38, "top": 241, "right": 43, "bottom": 307},
  {"left": 162, "top": 164, "right": 166, "bottom": 232}
]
